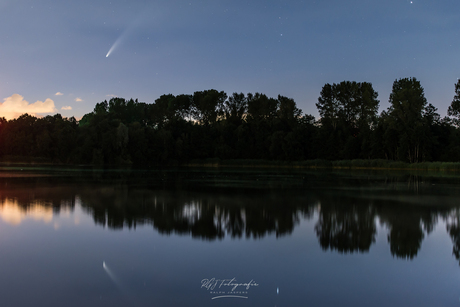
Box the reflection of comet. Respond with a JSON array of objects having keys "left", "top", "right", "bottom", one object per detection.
[
  {"left": 102, "top": 261, "right": 145, "bottom": 306},
  {"left": 102, "top": 261, "right": 122, "bottom": 289}
]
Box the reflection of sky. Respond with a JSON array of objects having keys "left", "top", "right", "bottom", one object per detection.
[
  {"left": 0, "top": 198, "right": 459, "bottom": 306},
  {"left": 0, "top": 199, "right": 53, "bottom": 225},
  {"left": 0, "top": 198, "right": 85, "bottom": 229},
  {"left": 285, "top": 215, "right": 458, "bottom": 307}
]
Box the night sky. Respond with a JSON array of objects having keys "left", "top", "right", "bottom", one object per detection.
[{"left": 1, "top": 0, "right": 459, "bottom": 120}]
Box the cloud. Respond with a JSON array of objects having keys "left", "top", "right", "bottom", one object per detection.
[
  {"left": 55, "top": 92, "right": 64, "bottom": 96},
  {"left": 0, "top": 94, "right": 57, "bottom": 120},
  {"left": 106, "top": 94, "right": 116, "bottom": 97},
  {"left": 61, "top": 106, "right": 72, "bottom": 110},
  {"left": 75, "top": 97, "right": 83, "bottom": 102}
]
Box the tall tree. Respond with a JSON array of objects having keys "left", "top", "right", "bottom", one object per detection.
[
  {"left": 316, "top": 83, "right": 339, "bottom": 130},
  {"left": 385, "top": 77, "right": 428, "bottom": 162},
  {"left": 170, "top": 94, "right": 192, "bottom": 121},
  {"left": 247, "top": 93, "right": 278, "bottom": 122},
  {"left": 153, "top": 94, "right": 176, "bottom": 128},
  {"left": 223, "top": 92, "right": 248, "bottom": 124},
  {"left": 0, "top": 117, "right": 6, "bottom": 156},
  {"left": 191, "top": 90, "right": 227, "bottom": 125},
  {"left": 277, "top": 95, "right": 302, "bottom": 125},
  {"left": 316, "top": 81, "right": 379, "bottom": 159},
  {"left": 317, "top": 81, "right": 378, "bottom": 132},
  {"left": 448, "top": 79, "right": 460, "bottom": 127}
]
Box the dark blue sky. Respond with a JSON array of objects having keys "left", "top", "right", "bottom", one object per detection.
[{"left": 1, "top": 0, "right": 459, "bottom": 119}]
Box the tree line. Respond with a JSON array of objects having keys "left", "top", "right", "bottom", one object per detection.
[{"left": 1, "top": 77, "right": 460, "bottom": 166}]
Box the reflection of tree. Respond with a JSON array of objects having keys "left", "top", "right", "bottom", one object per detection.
[
  {"left": 314, "top": 195, "right": 376, "bottom": 253},
  {"left": 78, "top": 187, "right": 316, "bottom": 240},
  {"left": 1, "top": 171, "right": 459, "bottom": 258},
  {"left": 387, "top": 219, "right": 424, "bottom": 260},
  {"left": 312, "top": 173, "right": 452, "bottom": 258},
  {"left": 377, "top": 203, "right": 439, "bottom": 260},
  {"left": 446, "top": 209, "right": 460, "bottom": 264},
  {"left": 0, "top": 177, "right": 76, "bottom": 214}
]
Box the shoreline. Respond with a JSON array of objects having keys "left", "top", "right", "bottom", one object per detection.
[{"left": 2, "top": 158, "right": 460, "bottom": 172}]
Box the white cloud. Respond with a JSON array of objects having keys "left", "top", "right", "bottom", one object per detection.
[
  {"left": 0, "top": 94, "right": 57, "bottom": 120},
  {"left": 75, "top": 97, "right": 83, "bottom": 102},
  {"left": 55, "top": 92, "right": 64, "bottom": 96},
  {"left": 61, "top": 106, "right": 72, "bottom": 110},
  {"left": 106, "top": 94, "right": 116, "bottom": 97}
]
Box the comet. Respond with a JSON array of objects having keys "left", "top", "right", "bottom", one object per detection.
[
  {"left": 105, "top": 29, "right": 128, "bottom": 58},
  {"left": 105, "top": 8, "right": 151, "bottom": 58}
]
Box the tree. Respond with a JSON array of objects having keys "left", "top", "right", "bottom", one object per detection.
[
  {"left": 448, "top": 79, "right": 460, "bottom": 127},
  {"left": 192, "top": 90, "right": 227, "bottom": 125},
  {"left": 316, "top": 81, "right": 378, "bottom": 132},
  {"left": 0, "top": 117, "right": 7, "bottom": 156},
  {"left": 316, "top": 83, "right": 339, "bottom": 130},
  {"left": 277, "top": 95, "right": 302, "bottom": 127},
  {"left": 420, "top": 103, "right": 441, "bottom": 161},
  {"left": 385, "top": 77, "right": 428, "bottom": 162},
  {"left": 171, "top": 94, "right": 192, "bottom": 121},
  {"left": 94, "top": 100, "right": 108, "bottom": 115},
  {"left": 223, "top": 92, "right": 247, "bottom": 124},
  {"left": 153, "top": 94, "right": 176, "bottom": 128},
  {"left": 316, "top": 81, "right": 379, "bottom": 159},
  {"left": 247, "top": 93, "right": 278, "bottom": 122}
]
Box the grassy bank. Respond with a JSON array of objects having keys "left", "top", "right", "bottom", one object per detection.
[
  {"left": 2, "top": 156, "right": 460, "bottom": 171},
  {"left": 0, "top": 156, "right": 55, "bottom": 165},
  {"left": 185, "top": 159, "right": 460, "bottom": 171}
]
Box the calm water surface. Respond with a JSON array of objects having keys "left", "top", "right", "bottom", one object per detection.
[{"left": 1, "top": 167, "right": 460, "bottom": 307}]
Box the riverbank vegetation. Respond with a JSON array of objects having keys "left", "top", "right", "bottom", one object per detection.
[{"left": 1, "top": 77, "right": 460, "bottom": 168}]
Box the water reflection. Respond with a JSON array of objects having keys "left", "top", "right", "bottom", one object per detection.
[
  {"left": 0, "top": 199, "right": 53, "bottom": 225},
  {"left": 1, "top": 170, "right": 460, "bottom": 262},
  {"left": 315, "top": 202, "right": 376, "bottom": 253},
  {"left": 446, "top": 209, "right": 460, "bottom": 264},
  {"left": 78, "top": 189, "right": 316, "bottom": 240}
]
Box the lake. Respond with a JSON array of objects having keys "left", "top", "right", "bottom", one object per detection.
[{"left": 1, "top": 167, "right": 460, "bottom": 307}]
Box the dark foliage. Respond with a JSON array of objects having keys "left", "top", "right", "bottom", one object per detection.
[{"left": 1, "top": 78, "right": 460, "bottom": 166}]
